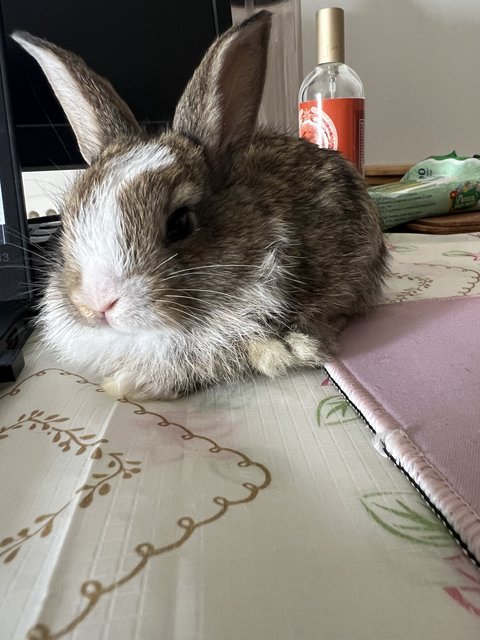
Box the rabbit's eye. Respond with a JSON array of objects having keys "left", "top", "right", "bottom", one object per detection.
[{"left": 166, "top": 207, "right": 194, "bottom": 243}]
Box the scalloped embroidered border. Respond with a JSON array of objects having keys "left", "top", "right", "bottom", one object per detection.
[{"left": 0, "top": 368, "right": 272, "bottom": 639}]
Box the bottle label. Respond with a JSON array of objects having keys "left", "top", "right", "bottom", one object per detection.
[{"left": 299, "top": 98, "right": 365, "bottom": 174}]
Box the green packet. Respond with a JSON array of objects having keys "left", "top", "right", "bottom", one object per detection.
[{"left": 368, "top": 151, "right": 480, "bottom": 229}]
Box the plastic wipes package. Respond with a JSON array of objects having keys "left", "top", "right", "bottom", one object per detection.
[{"left": 368, "top": 151, "right": 480, "bottom": 229}]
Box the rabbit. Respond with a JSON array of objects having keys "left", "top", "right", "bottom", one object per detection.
[{"left": 12, "top": 11, "right": 389, "bottom": 400}]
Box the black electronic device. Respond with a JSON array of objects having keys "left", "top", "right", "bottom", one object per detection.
[
  {"left": 4, "top": 0, "right": 232, "bottom": 169},
  {"left": 0, "top": 0, "right": 232, "bottom": 382},
  {"left": 0, "top": 3, "right": 33, "bottom": 381}
]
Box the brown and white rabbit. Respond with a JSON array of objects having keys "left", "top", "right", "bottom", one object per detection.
[{"left": 13, "top": 11, "right": 388, "bottom": 400}]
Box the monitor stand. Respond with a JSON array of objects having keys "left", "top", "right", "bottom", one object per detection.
[
  {"left": 0, "top": 12, "right": 37, "bottom": 384},
  {"left": 0, "top": 214, "right": 61, "bottom": 383},
  {"left": 0, "top": 300, "right": 31, "bottom": 382}
]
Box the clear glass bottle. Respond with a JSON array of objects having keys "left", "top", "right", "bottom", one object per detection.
[{"left": 298, "top": 7, "right": 365, "bottom": 174}]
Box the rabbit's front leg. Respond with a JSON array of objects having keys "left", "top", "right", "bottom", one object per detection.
[
  {"left": 101, "top": 368, "right": 183, "bottom": 401},
  {"left": 247, "top": 332, "right": 323, "bottom": 378}
]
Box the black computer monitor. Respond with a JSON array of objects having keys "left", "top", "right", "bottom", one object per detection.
[
  {"left": 4, "top": 0, "right": 232, "bottom": 169},
  {"left": 0, "top": 0, "right": 232, "bottom": 380}
]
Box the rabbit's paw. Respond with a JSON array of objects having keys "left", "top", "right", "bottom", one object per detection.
[
  {"left": 101, "top": 374, "right": 139, "bottom": 400},
  {"left": 284, "top": 332, "right": 323, "bottom": 367},
  {"left": 247, "top": 337, "right": 294, "bottom": 377},
  {"left": 101, "top": 372, "right": 183, "bottom": 401},
  {"left": 247, "top": 333, "right": 322, "bottom": 378}
]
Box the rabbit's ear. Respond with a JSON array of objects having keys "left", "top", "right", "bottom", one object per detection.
[
  {"left": 12, "top": 31, "right": 141, "bottom": 164},
  {"left": 173, "top": 11, "right": 271, "bottom": 165}
]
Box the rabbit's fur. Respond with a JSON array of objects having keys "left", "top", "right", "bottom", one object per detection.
[{"left": 13, "top": 11, "right": 388, "bottom": 400}]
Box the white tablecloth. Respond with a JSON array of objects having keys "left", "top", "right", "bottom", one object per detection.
[{"left": 1, "top": 233, "right": 480, "bottom": 639}]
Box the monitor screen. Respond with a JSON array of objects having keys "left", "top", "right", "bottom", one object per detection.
[
  {"left": 0, "top": 7, "right": 30, "bottom": 301},
  {"left": 2, "top": 0, "right": 232, "bottom": 169},
  {"left": 0, "top": 0, "right": 231, "bottom": 309}
]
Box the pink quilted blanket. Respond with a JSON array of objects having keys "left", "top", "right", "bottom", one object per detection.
[{"left": 325, "top": 296, "right": 480, "bottom": 566}]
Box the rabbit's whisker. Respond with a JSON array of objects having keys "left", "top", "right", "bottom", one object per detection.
[
  {"left": 165, "top": 302, "right": 207, "bottom": 326},
  {"left": 160, "top": 263, "right": 254, "bottom": 282},
  {"left": 150, "top": 252, "right": 179, "bottom": 274}
]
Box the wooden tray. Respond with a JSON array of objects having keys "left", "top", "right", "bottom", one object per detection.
[{"left": 405, "top": 211, "right": 480, "bottom": 234}]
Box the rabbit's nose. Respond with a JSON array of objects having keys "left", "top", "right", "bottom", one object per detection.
[
  {"left": 79, "top": 273, "right": 121, "bottom": 313},
  {"left": 96, "top": 298, "right": 119, "bottom": 314},
  {"left": 97, "top": 299, "right": 119, "bottom": 325},
  {"left": 71, "top": 273, "right": 121, "bottom": 323}
]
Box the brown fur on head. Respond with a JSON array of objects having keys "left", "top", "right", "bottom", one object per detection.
[{"left": 12, "top": 12, "right": 388, "bottom": 400}]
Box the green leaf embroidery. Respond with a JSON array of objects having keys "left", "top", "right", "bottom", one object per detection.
[
  {"left": 360, "top": 491, "right": 452, "bottom": 547},
  {"left": 316, "top": 396, "right": 358, "bottom": 427}
]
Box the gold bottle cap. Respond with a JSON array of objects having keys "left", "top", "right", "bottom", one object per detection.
[{"left": 317, "top": 7, "right": 345, "bottom": 65}]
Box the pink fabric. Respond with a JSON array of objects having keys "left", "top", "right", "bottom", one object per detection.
[{"left": 325, "top": 296, "right": 480, "bottom": 563}]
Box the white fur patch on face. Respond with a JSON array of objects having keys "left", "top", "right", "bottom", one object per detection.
[
  {"left": 70, "top": 143, "right": 175, "bottom": 321},
  {"left": 73, "top": 143, "right": 174, "bottom": 269},
  {"left": 110, "top": 143, "right": 175, "bottom": 186}
]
